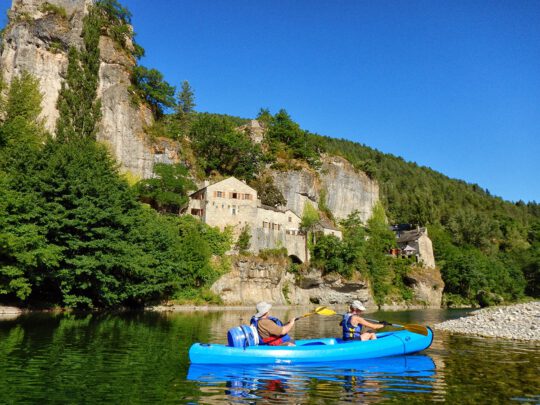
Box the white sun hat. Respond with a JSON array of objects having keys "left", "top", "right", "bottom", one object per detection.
[
  {"left": 351, "top": 300, "right": 366, "bottom": 311},
  {"left": 255, "top": 301, "right": 272, "bottom": 318}
]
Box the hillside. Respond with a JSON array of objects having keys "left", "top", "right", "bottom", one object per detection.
[{"left": 0, "top": 0, "right": 538, "bottom": 310}]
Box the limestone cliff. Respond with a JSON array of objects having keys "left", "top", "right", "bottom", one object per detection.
[
  {"left": 0, "top": 0, "right": 158, "bottom": 178},
  {"left": 271, "top": 155, "right": 379, "bottom": 223},
  {"left": 211, "top": 256, "right": 377, "bottom": 309},
  {"left": 211, "top": 257, "right": 443, "bottom": 309}
]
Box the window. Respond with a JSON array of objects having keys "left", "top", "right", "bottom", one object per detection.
[
  {"left": 244, "top": 193, "right": 251, "bottom": 200},
  {"left": 232, "top": 206, "right": 236, "bottom": 215},
  {"left": 216, "top": 191, "right": 224, "bottom": 198},
  {"left": 288, "top": 216, "right": 292, "bottom": 222},
  {"left": 232, "top": 192, "right": 238, "bottom": 199}
]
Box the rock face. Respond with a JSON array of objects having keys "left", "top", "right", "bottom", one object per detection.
[
  {"left": 0, "top": 0, "right": 90, "bottom": 131},
  {"left": 211, "top": 257, "right": 377, "bottom": 310},
  {"left": 97, "top": 35, "right": 154, "bottom": 178},
  {"left": 405, "top": 266, "right": 444, "bottom": 308},
  {"left": 271, "top": 155, "right": 379, "bottom": 223},
  {"left": 0, "top": 0, "right": 157, "bottom": 179},
  {"left": 211, "top": 257, "right": 444, "bottom": 310}
]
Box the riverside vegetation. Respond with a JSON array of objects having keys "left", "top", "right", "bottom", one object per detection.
[{"left": 1, "top": 0, "right": 539, "bottom": 310}]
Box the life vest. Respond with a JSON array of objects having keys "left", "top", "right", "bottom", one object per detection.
[
  {"left": 250, "top": 316, "right": 292, "bottom": 346},
  {"left": 341, "top": 313, "right": 362, "bottom": 340}
]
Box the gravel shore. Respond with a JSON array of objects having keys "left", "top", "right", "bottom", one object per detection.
[{"left": 434, "top": 301, "right": 540, "bottom": 341}]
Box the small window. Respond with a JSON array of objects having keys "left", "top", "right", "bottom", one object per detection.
[
  {"left": 288, "top": 216, "right": 292, "bottom": 222},
  {"left": 232, "top": 192, "right": 238, "bottom": 199},
  {"left": 217, "top": 191, "right": 223, "bottom": 198}
]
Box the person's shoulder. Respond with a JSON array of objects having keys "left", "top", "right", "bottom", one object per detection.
[{"left": 259, "top": 318, "right": 274, "bottom": 325}]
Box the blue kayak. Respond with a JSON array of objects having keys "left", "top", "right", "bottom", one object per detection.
[{"left": 189, "top": 327, "right": 434, "bottom": 365}]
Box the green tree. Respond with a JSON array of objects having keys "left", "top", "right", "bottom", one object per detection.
[
  {"left": 189, "top": 114, "right": 263, "bottom": 180},
  {"left": 56, "top": 6, "right": 101, "bottom": 142},
  {"left": 134, "top": 163, "right": 195, "bottom": 214},
  {"left": 301, "top": 201, "right": 320, "bottom": 260},
  {"left": 0, "top": 71, "right": 46, "bottom": 148},
  {"left": 174, "top": 80, "right": 196, "bottom": 138},
  {"left": 177, "top": 80, "right": 196, "bottom": 115},
  {"left": 235, "top": 225, "right": 251, "bottom": 254},
  {"left": 131, "top": 66, "right": 176, "bottom": 118},
  {"left": 259, "top": 109, "right": 319, "bottom": 166},
  {"left": 250, "top": 175, "right": 286, "bottom": 207}
]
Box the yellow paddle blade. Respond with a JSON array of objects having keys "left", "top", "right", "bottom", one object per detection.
[
  {"left": 403, "top": 324, "right": 429, "bottom": 336},
  {"left": 314, "top": 306, "right": 337, "bottom": 316}
]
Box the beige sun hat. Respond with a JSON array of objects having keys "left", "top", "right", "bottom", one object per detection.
[
  {"left": 351, "top": 300, "right": 366, "bottom": 311},
  {"left": 255, "top": 301, "right": 272, "bottom": 318}
]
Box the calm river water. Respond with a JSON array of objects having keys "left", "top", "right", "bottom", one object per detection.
[{"left": 1, "top": 308, "right": 538, "bottom": 404}]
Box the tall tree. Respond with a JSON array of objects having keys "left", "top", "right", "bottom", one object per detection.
[
  {"left": 56, "top": 6, "right": 102, "bottom": 142},
  {"left": 177, "top": 80, "right": 196, "bottom": 115},
  {"left": 131, "top": 66, "right": 176, "bottom": 118},
  {"left": 0, "top": 71, "right": 45, "bottom": 148}
]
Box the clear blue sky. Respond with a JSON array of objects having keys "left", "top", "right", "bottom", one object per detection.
[{"left": 1, "top": 1, "right": 539, "bottom": 203}]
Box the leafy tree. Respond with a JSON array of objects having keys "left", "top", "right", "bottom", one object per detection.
[
  {"left": 300, "top": 201, "right": 320, "bottom": 260},
  {"left": 235, "top": 225, "right": 251, "bottom": 254},
  {"left": 131, "top": 66, "right": 176, "bottom": 118},
  {"left": 134, "top": 163, "right": 195, "bottom": 214},
  {"left": 56, "top": 6, "right": 101, "bottom": 142},
  {"left": 0, "top": 71, "right": 46, "bottom": 148},
  {"left": 259, "top": 109, "right": 320, "bottom": 166},
  {"left": 250, "top": 175, "right": 286, "bottom": 207},
  {"left": 189, "top": 114, "right": 263, "bottom": 180}
]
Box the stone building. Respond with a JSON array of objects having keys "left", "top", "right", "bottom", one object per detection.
[
  {"left": 186, "top": 177, "right": 307, "bottom": 262},
  {"left": 393, "top": 226, "right": 436, "bottom": 269}
]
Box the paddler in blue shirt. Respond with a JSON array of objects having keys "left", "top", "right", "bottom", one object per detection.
[
  {"left": 250, "top": 301, "right": 296, "bottom": 346},
  {"left": 341, "top": 300, "right": 387, "bottom": 341}
]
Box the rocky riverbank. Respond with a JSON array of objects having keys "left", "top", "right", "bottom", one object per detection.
[{"left": 434, "top": 301, "right": 540, "bottom": 341}]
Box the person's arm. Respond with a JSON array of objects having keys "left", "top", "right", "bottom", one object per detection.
[
  {"left": 281, "top": 318, "right": 295, "bottom": 335},
  {"left": 354, "top": 316, "right": 385, "bottom": 330}
]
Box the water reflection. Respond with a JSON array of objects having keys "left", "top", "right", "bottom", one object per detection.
[{"left": 187, "top": 355, "right": 436, "bottom": 403}]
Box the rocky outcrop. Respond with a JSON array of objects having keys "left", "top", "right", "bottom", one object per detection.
[
  {"left": 0, "top": 0, "right": 163, "bottom": 179},
  {"left": 405, "top": 266, "right": 444, "bottom": 308},
  {"left": 211, "top": 257, "right": 377, "bottom": 309},
  {"left": 211, "top": 257, "right": 443, "bottom": 309},
  {"left": 96, "top": 35, "right": 154, "bottom": 178},
  {"left": 0, "top": 305, "right": 22, "bottom": 320},
  {"left": 0, "top": 0, "right": 90, "bottom": 131},
  {"left": 271, "top": 155, "right": 379, "bottom": 223}
]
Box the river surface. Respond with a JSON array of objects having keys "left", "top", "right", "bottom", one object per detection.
[{"left": 1, "top": 308, "right": 539, "bottom": 404}]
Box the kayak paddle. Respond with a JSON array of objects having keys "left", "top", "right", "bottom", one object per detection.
[
  {"left": 294, "top": 306, "right": 336, "bottom": 320},
  {"left": 301, "top": 306, "right": 429, "bottom": 336},
  {"left": 364, "top": 318, "right": 429, "bottom": 336}
]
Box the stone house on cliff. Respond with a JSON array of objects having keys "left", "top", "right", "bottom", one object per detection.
[
  {"left": 186, "top": 177, "right": 309, "bottom": 262},
  {"left": 391, "top": 226, "right": 436, "bottom": 268}
]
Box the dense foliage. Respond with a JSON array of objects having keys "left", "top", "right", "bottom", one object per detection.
[
  {"left": 313, "top": 134, "right": 539, "bottom": 303},
  {"left": 134, "top": 163, "right": 195, "bottom": 214},
  {"left": 0, "top": 76, "right": 230, "bottom": 309},
  {"left": 55, "top": 4, "right": 101, "bottom": 142},
  {"left": 2, "top": 0, "right": 537, "bottom": 309},
  {"left": 189, "top": 114, "right": 264, "bottom": 180}
]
